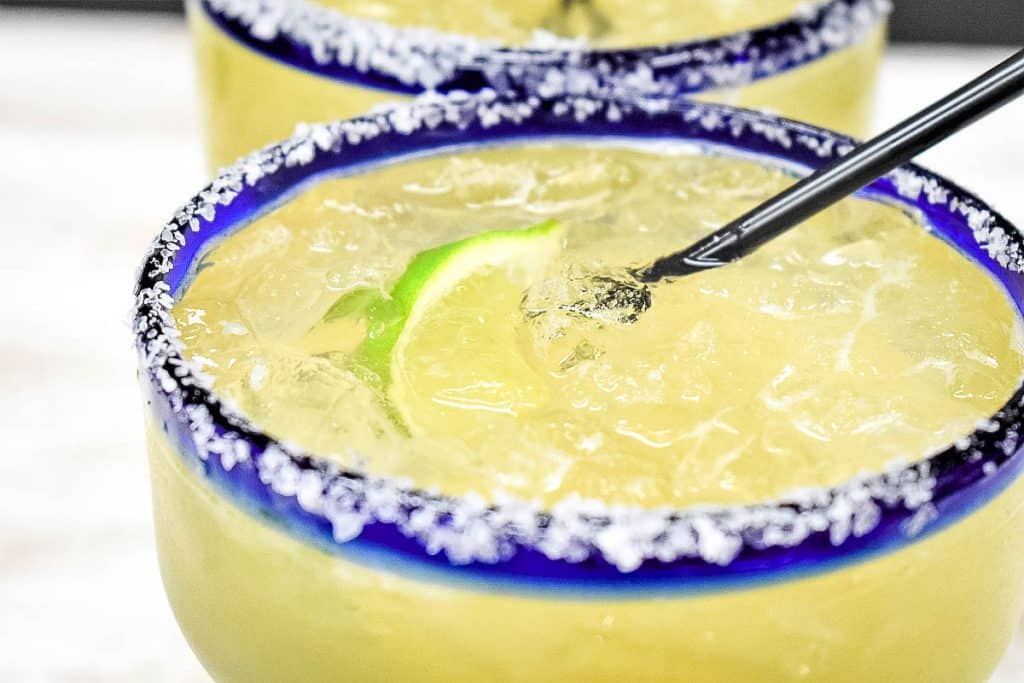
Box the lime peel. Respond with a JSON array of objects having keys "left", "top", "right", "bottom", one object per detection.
[{"left": 316, "top": 219, "right": 564, "bottom": 392}]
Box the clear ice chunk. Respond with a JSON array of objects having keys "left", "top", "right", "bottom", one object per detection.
[{"left": 522, "top": 265, "right": 652, "bottom": 331}]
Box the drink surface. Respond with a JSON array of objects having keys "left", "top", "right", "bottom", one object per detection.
[
  {"left": 315, "top": 0, "right": 805, "bottom": 47},
  {"left": 173, "top": 144, "right": 1024, "bottom": 508}
]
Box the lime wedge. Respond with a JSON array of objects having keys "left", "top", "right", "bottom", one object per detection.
[{"left": 312, "top": 219, "right": 564, "bottom": 434}]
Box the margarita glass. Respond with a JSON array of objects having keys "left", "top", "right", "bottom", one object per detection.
[
  {"left": 188, "top": 0, "right": 889, "bottom": 168},
  {"left": 135, "top": 92, "right": 1024, "bottom": 682}
]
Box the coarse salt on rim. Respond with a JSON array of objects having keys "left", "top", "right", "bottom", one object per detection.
[
  {"left": 134, "top": 90, "right": 1024, "bottom": 584},
  {"left": 199, "top": 0, "right": 891, "bottom": 97}
]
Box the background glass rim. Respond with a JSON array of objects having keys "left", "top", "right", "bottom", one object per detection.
[{"left": 195, "top": 0, "right": 892, "bottom": 96}]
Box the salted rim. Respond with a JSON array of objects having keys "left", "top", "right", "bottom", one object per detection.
[
  {"left": 199, "top": 0, "right": 891, "bottom": 96},
  {"left": 134, "top": 90, "right": 1024, "bottom": 584}
]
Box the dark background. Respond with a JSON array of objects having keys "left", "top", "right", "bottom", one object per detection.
[{"left": 2, "top": 0, "right": 1022, "bottom": 44}]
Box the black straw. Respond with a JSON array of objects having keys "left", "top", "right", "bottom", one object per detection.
[{"left": 635, "top": 48, "right": 1024, "bottom": 284}]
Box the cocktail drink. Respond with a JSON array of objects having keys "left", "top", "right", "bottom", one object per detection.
[
  {"left": 135, "top": 93, "right": 1024, "bottom": 682},
  {"left": 188, "top": 0, "right": 889, "bottom": 168}
]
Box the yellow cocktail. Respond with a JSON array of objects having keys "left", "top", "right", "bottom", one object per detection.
[
  {"left": 188, "top": 0, "right": 889, "bottom": 168},
  {"left": 136, "top": 94, "right": 1024, "bottom": 682}
]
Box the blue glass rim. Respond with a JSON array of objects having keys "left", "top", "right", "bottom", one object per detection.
[
  {"left": 134, "top": 90, "right": 1024, "bottom": 596},
  {"left": 197, "top": 0, "right": 891, "bottom": 97}
]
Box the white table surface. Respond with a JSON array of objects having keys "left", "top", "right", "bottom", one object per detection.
[{"left": 0, "top": 9, "right": 1021, "bottom": 681}]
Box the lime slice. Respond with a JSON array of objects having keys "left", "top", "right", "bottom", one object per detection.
[{"left": 313, "top": 219, "right": 564, "bottom": 434}]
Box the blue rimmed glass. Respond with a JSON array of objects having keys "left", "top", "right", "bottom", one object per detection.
[
  {"left": 136, "top": 91, "right": 1024, "bottom": 682},
  {"left": 188, "top": 0, "right": 890, "bottom": 168}
]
